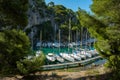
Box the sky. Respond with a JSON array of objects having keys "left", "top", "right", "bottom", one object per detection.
[{"left": 45, "top": 0, "right": 92, "bottom": 12}]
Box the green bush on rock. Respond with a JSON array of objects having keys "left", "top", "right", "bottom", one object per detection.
[{"left": 17, "top": 52, "right": 45, "bottom": 75}]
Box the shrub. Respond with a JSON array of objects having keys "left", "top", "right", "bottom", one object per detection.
[{"left": 17, "top": 52, "right": 45, "bottom": 75}]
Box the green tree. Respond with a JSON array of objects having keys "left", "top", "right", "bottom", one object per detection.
[
  {"left": 0, "top": 0, "right": 47, "bottom": 76},
  {"left": 0, "top": 0, "right": 28, "bottom": 28},
  {"left": 77, "top": 0, "right": 120, "bottom": 79},
  {"left": 17, "top": 52, "right": 45, "bottom": 75},
  {"left": 0, "top": 0, "right": 30, "bottom": 75},
  {"left": 0, "top": 29, "right": 30, "bottom": 75},
  {"left": 54, "top": 5, "right": 68, "bottom": 24}
]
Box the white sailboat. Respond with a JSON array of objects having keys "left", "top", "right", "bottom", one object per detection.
[
  {"left": 93, "top": 49, "right": 99, "bottom": 55},
  {"left": 36, "top": 30, "right": 42, "bottom": 57},
  {"left": 81, "top": 50, "right": 92, "bottom": 58},
  {"left": 46, "top": 53, "right": 56, "bottom": 62},
  {"left": 86, "top": 49, "right": 97, "bottom": 56},
  {"left": 70, "top": 53, "right": 81, "bottom": 61},
  {"left": 76, "top": 51, "right": 86, "bottom": 59},
  {"left": 60, "top": 53, "right": 75, "bottom": 62},
  {"left": 36, "top": 50, "right": 41, "bottom": 57},
  {"left": 55, "top": 29, "right": 65, "bottom": 63},
  {"left": 55, "top": 54, "right": 64, "bottom": 63}
]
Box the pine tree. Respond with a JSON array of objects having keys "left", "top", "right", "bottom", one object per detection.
[{"left": 77, "top": 0, "right": 120, "bottom": 79}]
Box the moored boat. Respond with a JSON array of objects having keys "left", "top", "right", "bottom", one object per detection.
[
  {"left": 55, "top": 54, "right": 64, "bottom": 63},
  {"left": 70, "top": 53, "right": 81, "bottom": 61},
  {"left": 81, "top": 51, "right": 92, "bottom": 58},
  {"left": 46, "top": 53, "right": 56, "bottom": 62},
  {"left": 60, "top": 53, "right": 75, "bottom": 62},
  {"left": 36, "top": 50, "right": 41, "bottom": 57},
  {"left": 75, "top": 51, "right": 86, "bottom": 59}
]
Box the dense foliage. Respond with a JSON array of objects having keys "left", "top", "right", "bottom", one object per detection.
[
  {"left": 0, "top": 0, "right": 28, "bottom": 28},
  {"left": 77, "top": 0, "right": 120, "bottom": 79},
  {"left": 17, "top": 52, "right": 45, "bottom": 75},
  {"left": 0, "top": 0, "right": 49, "bottom": 76},
  {"left": 0, "top": 29, "right": 30, "bottom": 75}
]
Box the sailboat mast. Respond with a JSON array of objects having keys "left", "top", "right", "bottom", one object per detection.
[
  {"left": 40, "top": 30, "right": 42, "bottom": 50},
  {"left": 68, "top": 18, "right": 71, "bottom": 53},
  {"left": 85, "top": 29, "right": 88, "bottom": 50},
  {"left": 76, "top": 30, "right": 78, "bottom": 50},
  {"left": 59, "top": 29, "right": 61, "bottom": 53},
  {"left": 54, "top": 24, "right": 56, "bottom": 42},
  {"left": 88, "top": 32, "right": 91, "bottom": 50},
  {"left": 31, "top": 29, "right": 34, "bottom": 54},
  {"left": 80, "top": 27, "right": 83, "bottom": 49}
]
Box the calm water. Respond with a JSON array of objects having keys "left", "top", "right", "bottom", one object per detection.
[
  {"left": 85, "top": 58, "right": 107, "bottom": 67},
  {"left": 41, "top": 47, "right": 72, "bottom": 54},
  {"left": 36, "top": 46, "right": 95, "bottom": 55}
]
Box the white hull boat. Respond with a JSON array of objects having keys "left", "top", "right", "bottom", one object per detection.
[
  {"left": 86, "top": 50, "right": 95, "bottom": 56},
  {"left": 36, "top": 50, "right": 41, "bottom": 57},
  {"left": 88, "top": 49, "right": 99, "bottom": 56},
  {"left": 46, "top": 53, "right": 56, "bottom": 62},
  {"left": 70, "top": 53, "right": 81, "bottom": 61},
  {"left": 75, "top": 51, "right": 86, "bottom": 59},
  {"left": 94, "top": 49, "right": 99, "bottom": 55},
  {"left": 81, "top": 51, "right": 92, "bottom": 58},
  {"left": 60, "top": 53, "right": 75, "bottom": 62},
  {"left": 56, "top": 55, "right": 64, "bottom": 63}
]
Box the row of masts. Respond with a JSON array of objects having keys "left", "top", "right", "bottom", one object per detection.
[{"left": 31, "top": 18, "right": 94, "bottom": 53}]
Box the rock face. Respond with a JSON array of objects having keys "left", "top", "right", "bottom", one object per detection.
[
  {"left": 25, "top": 0, "right": 56, "bottom": 43},
  {"left": 25, "top": 0, "right": 49, "bottom": 30},
  {"left": 26, "top": 0, "right": 56, "bottom": 29}
]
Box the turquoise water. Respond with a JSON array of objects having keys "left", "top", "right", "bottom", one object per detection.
[
  {"left": 36, "top": 46, "right": 95, "bottom": 55},
  {"left": 41, "top": 47, "right": 73, "bottom": 55}
]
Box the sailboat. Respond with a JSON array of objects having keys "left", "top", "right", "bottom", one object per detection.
[
  {"left": 70, "top": 30, "right": 81, "bottom": 61},
  {"left": 55, "top": 54, "right": 64, "bottom": 63},
  {"left": 72, "top": 28, "right": 87, "bottom": 60},
  {"left": 70, "top": 53, "right": 81, "bottom": 61},
  {"left": 46, "top": 53, "right": 56, "bottom": 62},
  {"left": 56, "top": 29, "right": 65, "bottom": 63},
  {"left": 60, "top": 53, "right": 75, "bottom": 62},
  {"left": 89, "top": 49, "right": 99, "bottom": 55},
  {"left": 76, "top": 51, "right": 86, "bottom": 60},
  {"left": 36, "top": 50, "right": 41, "bottom": 57},
  {"left": 60, "top": 18, "right": 74, "bottom": 62},
  {"left": 84, "top": 30, "right": 92, "bottom": 58},
  {"left": 35, "top": 30, "right": 43, "bottom": 57},
  {"left": 81, "top": 50, "right": 92, "bottom": 58}
]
